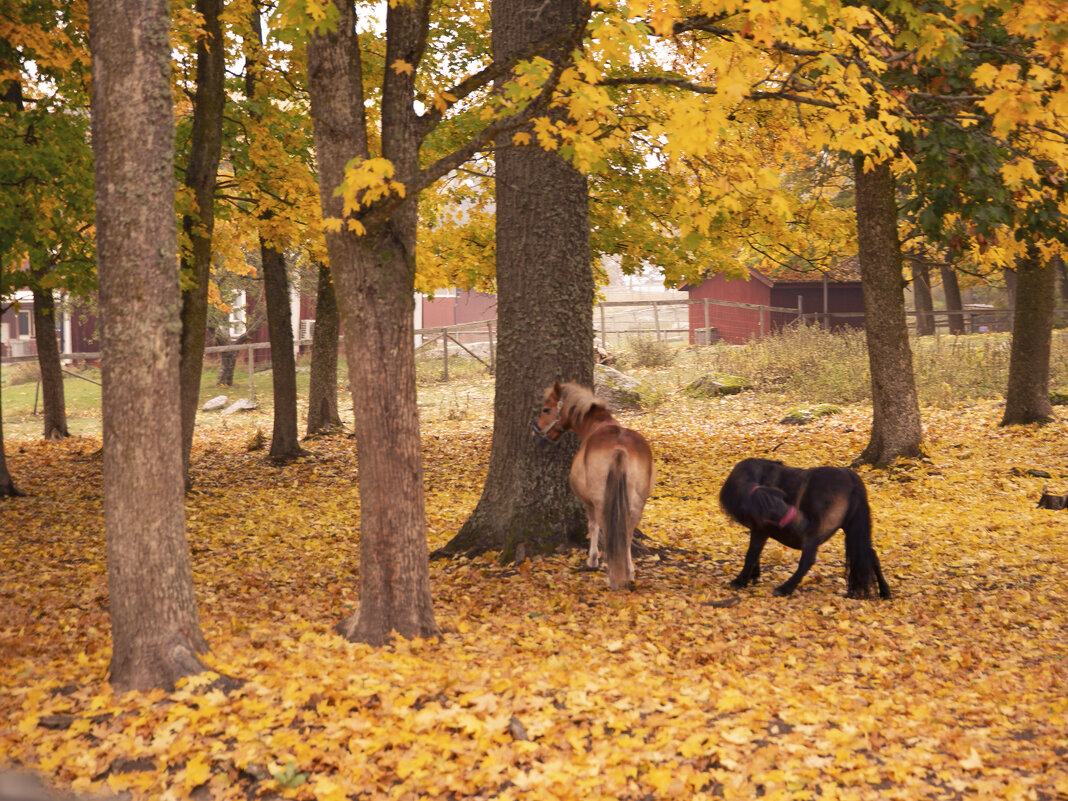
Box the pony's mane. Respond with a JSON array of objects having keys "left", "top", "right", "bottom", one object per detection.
[{"left": 559, "top": 382, "right": 609, "bottom": 427}]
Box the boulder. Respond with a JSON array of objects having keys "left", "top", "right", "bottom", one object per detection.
[
  {"left": 594, "top": 364, "right": 643, "bottom": 410},
  {"left": 202, "top": 395, "right": 228, "bottom": 411},
  {"left": 222, "top": 398, "right": 258, "bottom": 415},
  {"left": 684, "top": 373, "right": 749, "bottom": 398},
  {"left": 780, "top": 403, "right": 841, "bottom": 425}
]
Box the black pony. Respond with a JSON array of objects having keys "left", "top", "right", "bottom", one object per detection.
[{"left": 719, "top": 458, "right": 890, "bottom": 599}]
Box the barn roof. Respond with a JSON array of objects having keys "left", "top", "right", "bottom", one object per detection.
[{"left": 760, "top": 256, "right": 861, "bottom": 283}]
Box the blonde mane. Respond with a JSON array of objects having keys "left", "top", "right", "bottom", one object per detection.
[{"left": 559, "top": 381, "right": 609, "bottom": 428}]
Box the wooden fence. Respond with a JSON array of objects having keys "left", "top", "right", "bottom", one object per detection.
[{"left": 4, "top": 300, "right": 1065, "bottom": 389}]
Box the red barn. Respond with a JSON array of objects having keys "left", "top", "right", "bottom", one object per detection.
[
  {"left": 686, "top": 260, "right": 865, "bottom": 344},
  {"left": 417, "top": 289, "right": 496, "bottom": 343}
]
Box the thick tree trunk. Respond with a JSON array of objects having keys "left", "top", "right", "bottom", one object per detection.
[
  {"left": 436, "top": 0, "right": 592, "bottom": 562},
  {"left": 216, "top": 339, "right": 238, "bottom": 386},
  {"left": 0, "top": 362, "right": 24, "bottom": 497},
  {"left": 1001, "top": 247, "right": 1055, "bottom": 426},
  {"left": 177, "top": 0, "right": 226, "bottom": 481},
  {"left": 852, "top": 156, "right": 925, "bottom": 466},
  {"left": 260, "top": 239, "right": 303, "bottom": 461},
  {"left": 1003, "top": 266, "right": 1017, "bottom": 313},
  {"left": 89, "top": 0, "right": 209, "bottom": 690},
  {"left": 912, "top": 260, "right": 935, "bottom": 336},
  {"left": 308, "top": 0, "right": 439, "bottom": 645},
  {"left": 31, "top": 287, "right": 69, "bottom": 440},
  {"left": 306, "top": 261, "right": 343, "bottom": 436},
  {"left": 939, "top": 264, "right": 965, "bottom": 334}
]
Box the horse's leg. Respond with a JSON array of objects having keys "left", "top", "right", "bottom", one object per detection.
[
  {"left": 873, "top": 552, "right": 891, "bottom": 599},
  {"left": 731, "top": 532, "right": 767, "bottom": 588},
  {"left": 586, "top": 507, "right": 602, "bottom": 569},
  {"left": 774, "top": 539, "right": 819, "bottom": 596}
]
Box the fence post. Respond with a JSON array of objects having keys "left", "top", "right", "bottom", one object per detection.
[
  {"left": 759, "top": 305, "right": 765, "bottom": 339},
  {"left": 248, "top": 345, "right": 255, "bottom": 401},
  {"left": 797, "top": 295, "right": 804, "bottom": 326},
  {"left": 703, "top": 298, "right": 710, "bottom": 344},
  {"left": 653, "top": 302, "right": 661, "bottom": 341},
  {"left": 599, "top": 303, "right": 606, "bottom": 348},
  {"left": 442, "top": 328, "right": 449, "bottom": 381},
  {"left": 487, "top": 321, "right": 495, "bottom": 373}
]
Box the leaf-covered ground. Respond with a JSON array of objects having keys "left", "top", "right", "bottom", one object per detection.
[{"left": 2, "top": 394, "right": 1066, "bottom": 800}]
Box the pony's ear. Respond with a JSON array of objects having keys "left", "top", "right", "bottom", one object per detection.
[{"left": 552, "top": 380, "right": 562, "bottom": 397}]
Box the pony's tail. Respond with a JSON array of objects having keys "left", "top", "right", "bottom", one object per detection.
[
  {"left": 843, "top": 481, "right": 891, "bottom": 599},
  {"left": 604, "top": 449, "right": 630, "bottom": 589}
]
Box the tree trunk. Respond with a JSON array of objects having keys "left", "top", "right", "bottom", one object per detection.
[
  {"left": 852, "top": 156, "right": 925, "bottom": 466},
  {"left": 89, "top": 0, "right": 209, "bottom": 691},
  {"left": 31, "top": 287, "right": 69, "bottom": 440},
  {"left": 307, "top": 0, "right": 439, "bottom": 645},
  {"left": 1056, "top": 255, "right": 1067, "bottom": 306},
  {"left": 260, "top": 239, "right": 303, "bottom": 460},
  {"left": 912, "top": 259, "right": 935, "bottom": 336},
  {"left": 0, "top": 359, "right": 24, "bottom": 497},
  {"left": 305, "top": 261, "right": 341, "bottom": 440},
  {"left": 939, "top": 264, "right": 965, "bottom": 334},
  {"left": 436, "top": 0, "right": 592, "bottom": 562},
  {"left": 1001, "top": 246, "right": 1055, "bottom": 426},
  {"left": 177, "top": 0, "right": 226, "bottom": 481},
  {"left": 1003, "top": 266, "right": 1017, "bottom": 312},
  {"left": 217, "top": 345, "right": 238, "bottom": 386},
  {"left": 306, "top": 261, "right": 343, "bottom": 436}
]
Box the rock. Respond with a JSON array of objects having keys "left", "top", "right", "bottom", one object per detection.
[
  {"left": 1050, "top": 388, "right": 1068, "bottom": 406},
  {"left": 684, "top": 373, "right": 749, "bottom": 398},
  {"left": 780, "top": 403, "right": 841, "bottom": 425},
  {"left": 593, "top": 364, "right": 643, "bottom": 410},
  {"left": 202, "top": 395, "right": 228, "bottom": 411},
  {"left": 222, "top": 398, "right": 258, "bottom": 415}
]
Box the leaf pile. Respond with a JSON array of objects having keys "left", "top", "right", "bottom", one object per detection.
[{"left": 1, "top": 396, "right": 1066, "bottom": 800}]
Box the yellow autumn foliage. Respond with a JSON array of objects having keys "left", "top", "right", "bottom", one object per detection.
[{"left": 1, "top": 388, "right": 1066, "bottom": 800}]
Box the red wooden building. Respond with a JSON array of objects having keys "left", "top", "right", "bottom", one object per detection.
[
  {"left": 417, "top": 289, "right": 496, "bottom": 343},
  {"left": 686, "top": 260, "right": 865, "bottom": 344}
]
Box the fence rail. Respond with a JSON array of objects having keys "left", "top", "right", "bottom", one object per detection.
[{"left": 4, "top": 300, "right": 1066, "bottom": 387}]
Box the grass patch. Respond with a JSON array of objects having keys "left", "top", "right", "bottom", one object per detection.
[{"left": 4, "top": 327, "right": 1067, "bottom": 439}]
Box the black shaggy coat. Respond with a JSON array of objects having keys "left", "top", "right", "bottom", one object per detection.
[{"left": 719, "top": 458, "right": 890, "bottom": 598}]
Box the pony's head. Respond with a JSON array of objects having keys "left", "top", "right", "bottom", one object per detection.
[{"left": 532, "top": 381, "right": 606, "bottom": 445}]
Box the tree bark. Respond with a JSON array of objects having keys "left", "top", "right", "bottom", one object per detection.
[
  {"left": 307, "top": 0, "right": 439, "bottom": 645},
  {"left": 435, "top": 0, "right": 592, "bottom": 562},
  {"left": 939, "top": 264, "right": 965, "bottom": 334},
  {"left": 1001, "top": 246, "right": 1055, "bottom": 426},
  {"left": 260, "top": 240, "right": 303, "bottom": 460},
  {"left": 177, "top": 0, "right": 226, "bottom": 481},
  {"left": 1003, "top": 266, "right": 1017, "bottom": 312},
  {"left": 31, "top": 287, "right": 69, "bottom": 440},
  {"left": 306, "top": 261, "right": 343, "bottom": 436},
  {"left": 89, "top": 0, "right": 210, "bottom": 690},
  {"left": 852, "top": 156, "right": 925, "bottom": 466},
  {"left": 0, "top": 359, "right": 24, "bottom": 497},
  {"left": 911, "top": 259, "right": 935, "bottom": 336},
  {"left": 1056, "top": 255, "right": 1067, "bottom": 306}
]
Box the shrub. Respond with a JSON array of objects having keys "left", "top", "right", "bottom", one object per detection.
[
  {"left": 620, "top": 335, "right": 676, "bottom": 369},
  {"left": 1, "top": 361, "right": 40, "bottom": 387}
]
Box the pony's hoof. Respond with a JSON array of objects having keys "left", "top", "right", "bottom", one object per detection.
[
  {"left": 772, "top": 585, "right": 795, "bottom": 597},
  {"left": 729, "top": 579, "right": 748, "bottom": 589}
]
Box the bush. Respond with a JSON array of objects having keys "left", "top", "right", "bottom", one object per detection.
[
  {"left": 686, "top": 325, "right": 1068, "bottom": 407},
  {"left": 620, "top": 335, "right": 676, "bottom": 369},
  {"left": 1, "top": 361, "right": 39, "bottom": 388},
  {"left": 696, "top": 323, "right": 871, "bottom": 403}
]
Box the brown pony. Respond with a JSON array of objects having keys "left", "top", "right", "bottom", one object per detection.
[{"left": 532, "top": 381, "right": 654, "bottom": 589}]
